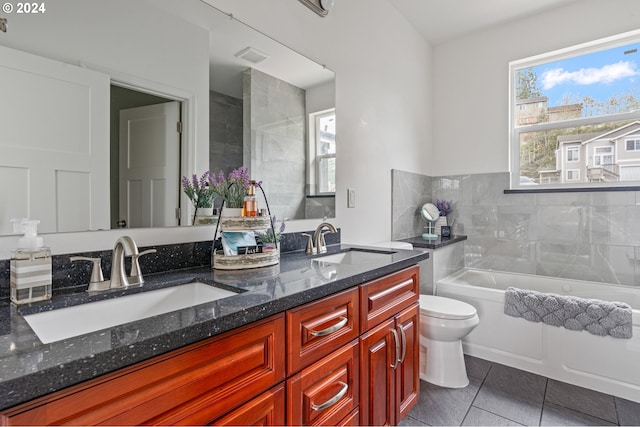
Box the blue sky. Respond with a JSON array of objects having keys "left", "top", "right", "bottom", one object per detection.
[{"left": 531, "top": 41, "right": 640, "bottom": 109}]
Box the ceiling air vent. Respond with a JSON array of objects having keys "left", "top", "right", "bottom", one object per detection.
[{"left": 234, "top": 47, "right": 270, "bottom": 65}]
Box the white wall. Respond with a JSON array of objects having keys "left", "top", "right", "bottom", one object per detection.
[
  {"left": 203, "top": 0, "right": 433, "bottom": 245},
  {"left": 431, "top": 0, "right": 640, "bottom": 177}
]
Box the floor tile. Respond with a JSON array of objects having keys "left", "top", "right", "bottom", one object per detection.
[
  {"left": 465, "top": 355, "right": 492, "bottom": 380},
  {"left": 544, "top": 379, "right": 617, "bottom": 424},
  {"left": 462, "top": 406, "right": 524, "bottom": 426},
  {"left": 399, "top": 414, "right": 429, "bottom": 426},
  {"left": 541, "top": 401, "right": 616, "bottom": 426},
  {"left": 407, "top": 377, "right": 481, "bottom": 426},
  {"left": 472, "top": 363, "right": 547, "bottom": 426},
  {"left": 616, "top": 396, "right": 640, "bottom": 426}
]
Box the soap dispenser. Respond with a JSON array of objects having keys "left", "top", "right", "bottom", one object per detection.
[{"left": 10, "top": 218, "right": 52, "bottom": 304}]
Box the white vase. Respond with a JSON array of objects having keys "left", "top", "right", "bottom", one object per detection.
[
  {"left": 196, "top": 207, "right": 214, "bottom": 217},
  {"left": 435, "top": 216, "right": 448, "bottom": 235},
  {"left": 221, "top": 207, "right": 243, "bottom": 217}
]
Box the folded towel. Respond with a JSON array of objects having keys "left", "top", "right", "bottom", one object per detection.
[{"left": 504, "top": 287, "right": 632, "bottom": 339}]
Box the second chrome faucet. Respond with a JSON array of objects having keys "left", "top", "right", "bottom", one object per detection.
[{"left": 303, "top": 222, "right": 338, "bottom": 254}]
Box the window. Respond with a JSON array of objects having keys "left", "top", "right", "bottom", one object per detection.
[
  {"left": 567, "top": 146, "right": 579, "bottom": 162},
  {"left": 626, "top": 138, "right": 640, "bottom": 151},
  {"left": 311, "top": 109, "right": 336, "bottom": 194},
  {"left": 594, "top": 146, "right": 613, "bottom": 166},
  {"left": 510, "top": 30, "right": 640, "bottom": 189}
]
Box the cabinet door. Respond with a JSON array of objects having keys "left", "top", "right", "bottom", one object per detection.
[
  {"left": 212, "top": 383, "right": 285, "bottom": 426},
  {"left": 359, "top": 318, "right": 396, "bottom": 427},
  {"left": 359, "top": 266, "right": 419, "bottom": 333},
  {"left": 395, "top": 303, "right": 420, "bottom": 423},
  {"left": 1, "top": 314, "right": 285, "bottom": 426},
  {"left": 287, "top": 340, "right": 359, "bottom": 426},
  {"left": 287, "top": 288, "right": 359, "bottom": 375}
]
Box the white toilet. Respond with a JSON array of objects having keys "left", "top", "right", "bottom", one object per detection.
[{"left": 419, "top": 295, "right": 479, "bottom": 388}]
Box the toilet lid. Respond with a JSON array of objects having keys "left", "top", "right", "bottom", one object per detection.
[{"left": 419, "top": 295, "right": 477, "bottom": 320}]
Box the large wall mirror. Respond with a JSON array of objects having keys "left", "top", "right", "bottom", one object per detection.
[{"left": 0, "top": 0, "right": 335, "bottom": 236}]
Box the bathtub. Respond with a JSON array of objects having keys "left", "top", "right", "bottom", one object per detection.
[{"left": 436, "top": 268, "right": 640, "bottom": 403}]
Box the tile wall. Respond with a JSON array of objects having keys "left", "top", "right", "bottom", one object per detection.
[{"left": 392, "top": 169, "right": 640, "bottom": 287}]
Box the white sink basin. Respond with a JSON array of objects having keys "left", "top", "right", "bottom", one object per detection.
[
  {"left": 313, "top": 249, "right": 394, "bottom": 265},
  {"left": 23, "top": 282, "right": 238, "bottom": 344}
]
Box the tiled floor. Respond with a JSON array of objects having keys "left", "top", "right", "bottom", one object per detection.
[{"left": 400, "top": 355, "right": 640, "bottom": 426}]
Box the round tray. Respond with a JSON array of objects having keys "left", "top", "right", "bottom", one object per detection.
[
  {"left": 219, "top": 216, "right": 272, "bottom": 231},
  {"left": 212, "top": 249, "right": 279, "bottom": 270}
]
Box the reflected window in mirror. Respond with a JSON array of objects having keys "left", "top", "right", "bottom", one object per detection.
[{"left": 312, "top": 109, "right": 336, "bottom": 194}]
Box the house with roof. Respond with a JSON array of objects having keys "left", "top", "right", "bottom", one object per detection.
[{"left": 553, "top": 121, "right": 640, "bottom": 183}]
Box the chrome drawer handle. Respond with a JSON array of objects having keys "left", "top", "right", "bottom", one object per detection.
[
  {"left": 311, "top": 381, "right": 348, "bottom": 411},
  {"left": 310, "top": 316, "right": 348, "bottom": 337},
  {"left": 390, "top": 328, "right": 400, "bottom": 369},
  {"left": 398, "top": 325, "right": 407, "bottom": 364}
]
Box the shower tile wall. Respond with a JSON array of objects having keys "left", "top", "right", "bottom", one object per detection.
[{"left": 391, "top": 169, "right": 640, "bottom": 286}]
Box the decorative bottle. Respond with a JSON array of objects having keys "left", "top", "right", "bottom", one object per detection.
[{"left": 243, "top": 180, "right": 258, "bottom": 217}]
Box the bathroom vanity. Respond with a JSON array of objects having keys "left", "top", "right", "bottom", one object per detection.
[{"left": 0, "top": 245, "right": 427, "bottom": 426}]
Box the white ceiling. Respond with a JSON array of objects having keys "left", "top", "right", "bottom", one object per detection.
[{"left": 387, "top": 0, "right": 578, "bottom": 45}]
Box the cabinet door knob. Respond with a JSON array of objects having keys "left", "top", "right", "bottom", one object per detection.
[
  {"left": 311, "top": 381, "right": 348, "bottom": 411},
  {"left": 390, "top": 328, "right": 400, "bottom": 369},
  {"left": 310, "top": 316, "right": 348, "bottom": 337}
]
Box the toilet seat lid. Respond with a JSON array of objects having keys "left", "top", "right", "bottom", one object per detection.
[{"left": 419, "top": 295, "right": 477, "bottom": 320}]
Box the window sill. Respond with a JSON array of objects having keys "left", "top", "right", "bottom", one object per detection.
[{"left": 505, "top": 186, "right": 640, "bottom": 194}]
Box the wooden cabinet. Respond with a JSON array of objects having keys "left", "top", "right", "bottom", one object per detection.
[
  {"left": 287, "top": 340, "right": 359, "bottom": 426},
  {"left": 211, "top": 384, "right": 285, "bottom": 426},
  {"left": 1, "top": 314, "right": 285, "bottom": 426},
  {"left": 287, "top": 288, "right": 359, "bottom": 375},
  {"left": 359, "top": 266, "right": 420, "bottom": 426},
  {"left": 1, "top": 264, "right": 421, "bottom": 426}
]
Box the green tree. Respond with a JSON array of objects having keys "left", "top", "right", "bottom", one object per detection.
[{"left": 515, "top": 67, "right": 542, "bottom": 100}]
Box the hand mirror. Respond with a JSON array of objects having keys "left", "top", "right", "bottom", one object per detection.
[{"left": 420, "top": 203, "right": 440, "bottom": 239}]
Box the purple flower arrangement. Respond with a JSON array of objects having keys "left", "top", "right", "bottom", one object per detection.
[
  {"left": 181, "top": 171, "right": 217, "bottom": 208},
  {"left": 208, "top": 167, "right": 253, "bottom": 209},
  {"left": 434, "top": 199, "right": 453, "bottom": 217}
]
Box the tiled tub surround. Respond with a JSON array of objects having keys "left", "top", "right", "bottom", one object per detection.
[
  {"left": 0, "top": 235, "right": 427, "bottom": 411},
  {"left": 391, "top": 169, "right": 640, "bottom": 287}
]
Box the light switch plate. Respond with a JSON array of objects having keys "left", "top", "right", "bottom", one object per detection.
[{"left": 347, "top": 188, "right": 356, "bottom": 208}]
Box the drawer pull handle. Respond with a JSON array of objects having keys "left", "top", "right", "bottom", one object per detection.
[
  {"left": 390, "top": 328, "right": 400, "bottom": 369},
  {"left": 310, "top": 316, "right": 348, "bottom": 337},
  {"left": 311, "top": 381, "right": 349, "bottom": 411},
  {"left": 398, "top": 325, "right": 407, "bottom": 364}
]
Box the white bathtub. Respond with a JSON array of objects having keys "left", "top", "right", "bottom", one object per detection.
[{"left": 436, "top": 268, "right": 640, "bottom": 403}]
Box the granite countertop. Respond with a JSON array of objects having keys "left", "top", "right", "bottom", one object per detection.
[
  {"left": 400, "top": 234, "right": 467, "bottom": 249},
  {"left": 0, "top": 244, "right": 428, "bottom": 411}
]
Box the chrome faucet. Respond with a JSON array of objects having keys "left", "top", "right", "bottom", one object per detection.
[
  {"left": 303, "top": 222, "right": 337, "bottom": 254},
  {"left": 71, "top": 236, "right": 154, "bottom": 292},
  {"left": 110, "top": 236, "right": 139, "bottom": 288}
]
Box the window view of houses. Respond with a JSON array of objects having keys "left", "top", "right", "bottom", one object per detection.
[{"left": 512, "top": 36, "right": 640, "bottom": 187}]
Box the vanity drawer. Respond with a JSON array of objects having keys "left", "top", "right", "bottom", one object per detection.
[
  {"left": 359, "top": 265, "right": 419, "bottom": 333},
  {"left": 287, "top": 288, "right": 359, "bottom": 375},
  {"left": 286, "top": 340, "right": 359, "bottom": 426},
  {"left": 1, "top": 314, "right": 285, "bottom": 426}
]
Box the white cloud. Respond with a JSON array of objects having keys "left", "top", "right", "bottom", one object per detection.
[{"left": 541, "top": 61, "right": 638, "bottom": 90}]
